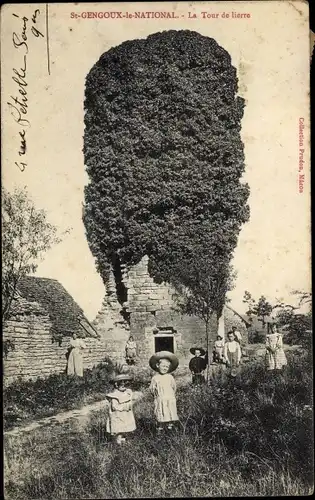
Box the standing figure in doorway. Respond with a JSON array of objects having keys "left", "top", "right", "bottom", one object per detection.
[
  {"left": 125, "top": 335, "right": 137, "bottom": 365},
  {"left": 149, "top": 351, "right": 179, "bottom": 433},
  {"left": 67, "top": 333, "right": 86, "bottom": 377},
  {"left": 189, "top": 347, "right": 207, "bottom": 384},
  {"left": 224, "top": 331, "right": 242, "bottom": 377},
  {"left": 265, "top": 324, "right": 287, "bottom": 371}
]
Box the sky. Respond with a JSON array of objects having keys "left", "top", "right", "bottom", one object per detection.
[{"left": 2, "top": 2, "right": 311, "bottom": 320}]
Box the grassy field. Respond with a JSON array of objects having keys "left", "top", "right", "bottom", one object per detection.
[
  {"left": 3, "top": 359, "right": 116, "bottom": 430},
  {"left": 4, "top": 350, "right": 313, "bottom": 498}
]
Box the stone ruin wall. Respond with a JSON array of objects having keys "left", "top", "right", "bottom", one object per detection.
[
  {"left": 3, "top": 298, "right": 114, "bottom": 386},
  {"left": 3, "top": 258, "right": 249, "bottom": 385},
  {"left": 94, "top": 256, "right": 219, "bottom": 366},
  {"left": 3, "top": 260, "right": 248, "bottom": 385}
]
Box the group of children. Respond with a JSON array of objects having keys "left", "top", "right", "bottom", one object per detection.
[
  {"left": 188, "top": 326, "right": 243, "bottom": 383},
  {"left": 211, "top": 324, "right": 287, "bottom": 374},
  {"left": 105, "top": 324, "right": 287, "bottom": 444}
]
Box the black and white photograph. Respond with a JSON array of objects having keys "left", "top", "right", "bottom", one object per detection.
[{"left": 1, "top": 1, "right": 312, "bottom": 497}]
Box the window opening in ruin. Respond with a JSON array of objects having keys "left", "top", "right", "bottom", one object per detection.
[
  {"left": 153, "top": 328, "right": 176, "bottom": 353},
  {"left": 154, "top": 335, "right": 174, "bottom": 353}
]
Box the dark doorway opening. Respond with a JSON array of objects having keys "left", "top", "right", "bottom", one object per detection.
[{"left": 154, "top": 336, "right": 174, "bottom": 353}]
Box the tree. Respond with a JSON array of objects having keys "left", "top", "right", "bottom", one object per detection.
[
  {"left": 243, "top": 292, "right": 273, "bottom": 327},
  {"left": 2, "top": 187, "right": 63, "bottom": 324},
  {"left": 83, "top": 30, "right": 249, "bottom": 293},
  {"left": 274, "top": 291, "right": 312, "bottom": 349},
  {"left": 243, "top": 291, "right": 256, "bottom": 318},
  {"left": 172, "top": 246, "right": 235, "bottom": 381},
  {"left": 243, "top": 290, "right": 312, "bottom": 348}
]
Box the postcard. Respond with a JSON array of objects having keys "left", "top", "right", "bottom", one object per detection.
[{"left": 2, "top": 2, "right": 312, "bottom": 498}]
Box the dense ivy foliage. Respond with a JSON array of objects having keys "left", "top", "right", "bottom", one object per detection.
[{"left": 83, "top": 30, "right": 249, "bottom": 289}]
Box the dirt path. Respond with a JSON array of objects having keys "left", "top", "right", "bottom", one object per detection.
[
  {"left": 6, "top": 347, "right": 301, "bottom": 438},
  {"left": 2, "top": 365, "right": 234, "bottom": 438},
  {"left": 4, "top": 369, "right": 192, "bottom": 438},
  {"left": 3, "top": 367, "right": 221, "bottom": 438},
  {"left": 4, "top": 391, "right": 144, "bottom": 438}
]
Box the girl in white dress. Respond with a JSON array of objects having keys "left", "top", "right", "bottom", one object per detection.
[
  {"left": 149, "top": 351, "right": 179, "bottom": 433},
  {"left": 106, "top": 373, "right": 136, "bottom": 444},
  {"left": 67, "top": 333, "right": 86, "bottom": 377},
  {"left": 265, "top": 325, "right": 287, "bottom": 371}
]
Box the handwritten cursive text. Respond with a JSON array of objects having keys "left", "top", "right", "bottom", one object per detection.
[{"left": 8, "top": 9, "right": 44, "bottom": 172}]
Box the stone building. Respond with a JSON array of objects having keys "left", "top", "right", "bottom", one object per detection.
[
  {"left": 3, "top": 276, "right": 113, "bottom": 385},
  {"left": 3, "top": 266, "right": 250, "bottom": 385},
  {"left": 93, "top": 255, "right": 249, "bottom": 366}
]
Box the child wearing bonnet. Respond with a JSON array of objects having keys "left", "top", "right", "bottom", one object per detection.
[{"left": 105, "top": 372, "right": 136, "bottom": 444}]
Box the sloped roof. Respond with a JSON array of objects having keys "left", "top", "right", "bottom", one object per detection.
[
  {"left": 18, "top": 276, "right": 99, "bottom": 338},
  {"left": 226, "top": 305, "right": 280, "bottom": 330},
  {"left": 225, "top": 305, "right": 251, "bottom": 327},
  {"left": 224, "top": 306, "right": 249, "bottom": 336}
]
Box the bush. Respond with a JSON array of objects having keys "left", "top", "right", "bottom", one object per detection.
[
  {"left": 175, "top": 351, "right": 313, "bottom": 486},
  {"left": 248, "top": 329, "right": 266, "bottom": 344},
  {"left": 281, "top": 314, "right": 312, "bottom": 349}
]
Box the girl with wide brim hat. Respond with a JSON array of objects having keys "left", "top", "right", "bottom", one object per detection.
[
  {"left": 149, "top": 352, "right": 179, "bottom": 431},
  {"left": 190, "top": 347, "right": 206, "bottom": 356},
  {"left": 149, "top": 351, "right": 179, "bottom": 373}
]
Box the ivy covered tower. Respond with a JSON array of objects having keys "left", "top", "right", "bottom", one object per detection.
[{"left": 84, "top": 30, "right": 249, "bottom": 364}]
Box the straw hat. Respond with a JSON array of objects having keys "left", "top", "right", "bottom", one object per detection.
[
  {"left": 149, "top": 351, "right": 179, "bottom": 373},
  {"left": 190, "top": 347, "right": 206, "bottom": 356}
]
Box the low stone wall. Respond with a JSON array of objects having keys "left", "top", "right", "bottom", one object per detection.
[
  {"left": 3, "top": 307, "right": 58, "bottom": 384},
  {"left": 3, "top": 299, "right": 123, "bottom": 386}
]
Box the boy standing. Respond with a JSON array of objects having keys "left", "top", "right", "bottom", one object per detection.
[{"left": 189, "top": 347, "right": 207, "bottom": 384}]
